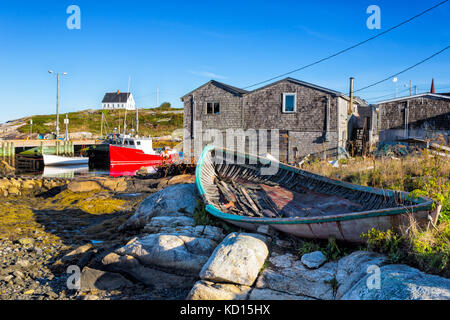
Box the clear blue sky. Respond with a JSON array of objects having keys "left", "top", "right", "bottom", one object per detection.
[{"left": 0, "top": 0, "right": 449, "bottom": 123}]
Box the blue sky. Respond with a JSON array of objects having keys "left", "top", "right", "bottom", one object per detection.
[{"left": 0, "top": 0, "right": 449, "bottom": 123}]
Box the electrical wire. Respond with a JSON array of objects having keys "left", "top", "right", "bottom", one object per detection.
[{"left": 242, "top": 0, "right": 449, "bottom": 89}]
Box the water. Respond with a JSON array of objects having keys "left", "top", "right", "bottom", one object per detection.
[{"left": 20, "top": 164, "right": 157, "bottom": 179}]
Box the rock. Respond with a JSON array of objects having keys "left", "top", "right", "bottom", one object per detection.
[
  {"left": 16, "top": 259, "right": 30, "bottom": 268},
  {"left": 158, "top": 175, "right": 196, "bottom": 188},
  {"left": 18, "top": 238, "right": 34, "bottom": 245},
  {"left": 80, "top": 267, "right": 134, "bottom": 292},
  {"left": 249, "top": 288, "right": 315, "bottom": 300},
  {"left": 2, "top": 275, "right": 13, "bottom": 282},
  {"left": 68, "top": 180, "right": 102, "bottom": 193},
  {"left": 0, "top": 160, "right": 15, "bottom": 175},
  {"left": 61, "top": 244, "right": 93, "bottom": 263},
  {"left": 100, "top": 177, "right": 127, "bottom": 193},
  {"left": 341, "top": 264, "right": 450, "bottom": 300},
  {"left": 13, "top": 270, "right": 24, "bottom": 279},
  {"left": 102, "top": 252, "right": 196, "bottom": 289},
  {"left": 143, "top": 225, "right": 224, "bottom": 242},
  {"left": 120, "top": 184, "right": 198, "bottom": 230},
  {"left": 255, "top": 253, "right": 337, "bottom": 300},
  {"left": 335, "top": 251, "right": 387, "bottom": 299},
  {"left": 143, "top": 216, "right": 195, "bottom": 233},
  {"left": 7, "top": 187, "right": 21, "bottom": 196},
  {"left": 301, "top": 251, "right": 327, "bottom": 269},
  {"left": 200, "top": 233, "right": 269, "bottom": 286},
  {"left": 187, "top": 281, "right": 251, "bottom": 300},
  {"left": 114, "top": 232, "right": 219, "bottom": 274}
]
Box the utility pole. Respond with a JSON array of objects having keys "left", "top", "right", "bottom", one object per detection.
[
  {"left": 156, "top": 88, "right": 159, "bottom": 108},
  {"left": 414, "top": 85, "right": 417, "bottom": 95},
  {"left": 409, "top": 80, "right": 412, "bottom": 96}
]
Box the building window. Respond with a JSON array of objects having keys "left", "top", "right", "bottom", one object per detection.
[
  {"left": 206, "top": 102, "right": 220, "bottom": 115},
  {"left": 282, "top": 93, "right": 297, "bottom": 113}
]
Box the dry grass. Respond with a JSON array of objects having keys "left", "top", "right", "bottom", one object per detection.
[{"left": 304, "top": 151, "right": 449, "bottom": 277}]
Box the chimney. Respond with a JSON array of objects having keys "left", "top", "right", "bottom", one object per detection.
[
  {"left": 430, "top": 79, "right": 435, "bottom": 94},
  {"left": 348, "top": 77, "right": 354, "bottom": 115}
]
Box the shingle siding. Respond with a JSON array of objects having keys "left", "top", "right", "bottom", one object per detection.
[
  {"left": 376, "top": 96, "right": 450, "bottom": 142},
  {"left": 182, "top": 79, "right": 350, "bottom": 161}
]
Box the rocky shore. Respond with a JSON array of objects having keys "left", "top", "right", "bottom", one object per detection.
[{"left": 0, "top": 174, "right": 449, "bottom": 300}]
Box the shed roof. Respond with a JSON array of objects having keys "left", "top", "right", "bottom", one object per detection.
[
  {"left": 181, "top": 77, "right": 347, "bottom": 101},
  {"left": 372, "top": 93, "right": 450, "bottom": 105},
  {"left": 181, "top": 80, "right": 249, "bottom": 100}
]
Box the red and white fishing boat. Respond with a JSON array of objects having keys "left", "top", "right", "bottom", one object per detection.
[{"left": 109, "top": 135, "right": 178, "bottom": 172}]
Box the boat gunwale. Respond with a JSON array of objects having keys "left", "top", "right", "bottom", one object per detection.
[{"left": 195, "top": 145, "right": 435, "bottom": 225}]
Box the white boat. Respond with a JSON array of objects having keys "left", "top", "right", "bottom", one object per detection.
[{"left": 43, "top": 154, "right": 89, "bottom": 167}]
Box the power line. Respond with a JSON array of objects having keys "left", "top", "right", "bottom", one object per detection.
[
  {"left": 354, "top": 46, "right": 450, "bottom": 93},
  {"left": 243, "top": 0, "right": 449, "bottom": 90}
]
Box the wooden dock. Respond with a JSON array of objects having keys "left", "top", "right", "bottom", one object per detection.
[
  {"left": 0, "top": 139, "right": 99, "bottom": 168},
  {"left": 1, "top": 139, "right": 98, "bottom": 148}
]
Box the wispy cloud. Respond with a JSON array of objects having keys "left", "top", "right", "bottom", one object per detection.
[
  {"left": 188, "top": 70, "right": 228, "bottom": 80},
  {"left": 296, "top": 25, "right": 351, "bottom": 45}
]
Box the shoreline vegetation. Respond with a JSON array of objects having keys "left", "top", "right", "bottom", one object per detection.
[{"left": 1, "top": 104, "right": 183, "bottom": 140}]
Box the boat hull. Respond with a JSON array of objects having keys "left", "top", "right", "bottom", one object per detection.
[
  {"left": 196, "top": 146, "right": 437, "bottom": 243},
  {"left": 43, "top": 154, "right": 89, "bottom": 167},
  {"left": 109, "top": 145, "right": 172, "bottom": 169}
]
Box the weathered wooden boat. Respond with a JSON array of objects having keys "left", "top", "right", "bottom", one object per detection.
[{"left": 195, "top": 146, "right": 438, "bottom": 243}]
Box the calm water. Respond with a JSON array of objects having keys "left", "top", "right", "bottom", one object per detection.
[{"left": 20, "top": 165, "right": 156, "bottom": 179}]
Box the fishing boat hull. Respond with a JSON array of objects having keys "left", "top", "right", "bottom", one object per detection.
[
  {"left": 196, "top": 146, "right": 437, "bottom": 243},
  {"left": 43, "top": 154, "right": 89, "bottom": 167},
  {"left": 109, "top": 145, "right": 172, "bottom": 169}
]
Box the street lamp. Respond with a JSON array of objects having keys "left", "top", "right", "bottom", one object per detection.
[
  {"left": 48, "top": 70, "right": 68, "bottom": 137},
  {"left": 393, "top": 77, "right": 398, "bottom": 98}
]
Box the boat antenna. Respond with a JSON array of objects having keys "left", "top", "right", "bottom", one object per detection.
[{"left": 122, "top": 76, "right": 131, "bottom": 144}]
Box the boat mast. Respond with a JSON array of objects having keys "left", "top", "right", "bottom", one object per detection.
[{"left": 136, "top": 107, "right": 139, "bottom": 137}]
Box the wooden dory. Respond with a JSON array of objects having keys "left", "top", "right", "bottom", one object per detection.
[{"left": 195, "top": 146, "right": 438, "bottom": 243}]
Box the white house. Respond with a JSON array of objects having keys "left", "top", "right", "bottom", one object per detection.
[{"left": 102, "top": 90, "right": 136, "bottom": 110}]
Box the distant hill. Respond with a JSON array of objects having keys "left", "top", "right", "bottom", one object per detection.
[{"left": 1, "top": 105, "right": 184, "bottom": 140}]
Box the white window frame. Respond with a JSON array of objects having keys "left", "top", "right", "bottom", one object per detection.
[{"left": 282, "top": 93, "right": 297, "bottom": 113}]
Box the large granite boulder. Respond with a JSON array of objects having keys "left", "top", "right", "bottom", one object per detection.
[
  {"left": 80, "top": 267, "right": 134, "bottom": 292},
  {"left": 200, "top": 233, "right": 269, "bottom": 286},
  {"left": 255, "top": 253, "right": 337, "bottom": 300},
  {"left": 341, "top": 264, "right": 450, "bottom": 300},
  {"left": 335, "top": 251, "right": 388, "bottom": 299},
  {"left": 120, "top": 184, "right": 198, "bottom": 230},
  {"left": 102, "top": 252, "right": 196, "bottom": 289},
  {"left": 114, "top": 232, "right": 219, "bottom": 274},
  {"left": 187, "top": 280, "right": 251, "bottom": 300}
]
